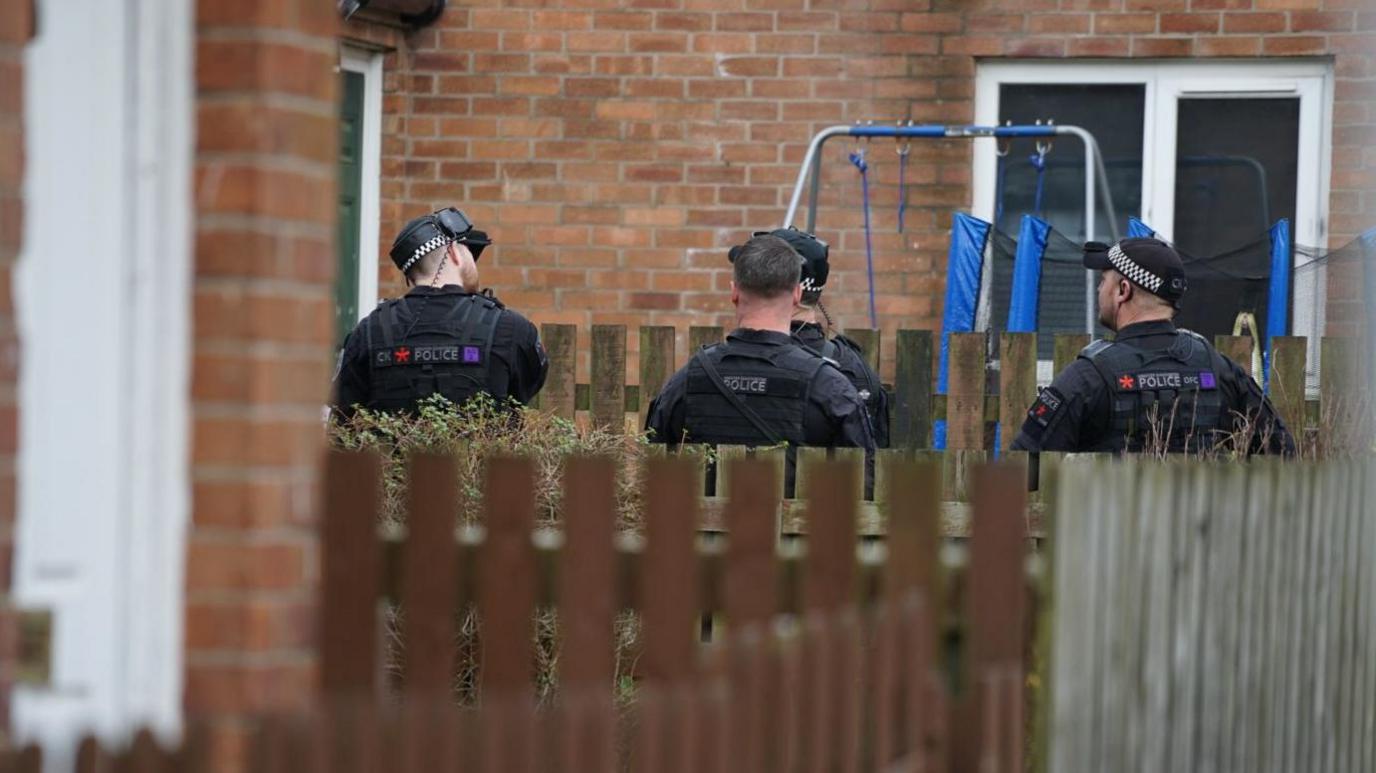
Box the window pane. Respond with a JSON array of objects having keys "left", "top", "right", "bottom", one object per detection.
[
  {"left": 996, "top": 83, "right": 1145, "bottom": 242},
  {"left": 1172, "top": 97, "right": 1299, "bottom": 341}
]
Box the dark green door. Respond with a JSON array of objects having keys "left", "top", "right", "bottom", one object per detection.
[{"left": 336, "top": 70, "right": 365, "bottom": 346}]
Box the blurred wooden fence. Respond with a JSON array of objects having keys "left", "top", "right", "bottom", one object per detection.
[
  {"left": 534, "top": 325, "right": 1366, "bottom": 452},
  {"left": 1048, "top": 457, "right": 1376, "bottom": 773},
  {"left": 4, "top": 450, "right": 1038, "bottom": 773}
]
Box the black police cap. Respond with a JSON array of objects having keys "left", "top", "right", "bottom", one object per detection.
[
  {"left": 1084, "top": 237, "right": 1187, "bottom": 307},
  {"left": 728, "top": 227, "right": 829, "bottom": 296},
  {"left": 389, "top": 207, "right": 492, "bottom": 274}
]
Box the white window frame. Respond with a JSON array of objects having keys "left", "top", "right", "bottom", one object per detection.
[
  {"left": 15, "top": 0, "right": 193, "bottom": 755},
  {"left": 973, "top": 60, "right": 1334, "bottom": 351},
  {"left": 340, "top": 45, "right": 383, "bottom": 318}
]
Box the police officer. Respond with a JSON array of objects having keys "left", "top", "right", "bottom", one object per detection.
[
  {"left": 1011, "top": 237, "right": 1295, "bottom": 455},
  {"left": 644, "top": 233, "right": 874, "bottom": 453},
  {"left": 331, "top": 207, "right": 548, "bottom": 419},
  {"left": 761, "top": 227, "right": 892, "bottom": 447}
]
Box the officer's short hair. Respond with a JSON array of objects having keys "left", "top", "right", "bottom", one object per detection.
[
  {"left": 406, "top": 242, "right": 449, "bottom": 283},
  {"left": 732, "top": 235, "right": 801, "bottom": 299}
]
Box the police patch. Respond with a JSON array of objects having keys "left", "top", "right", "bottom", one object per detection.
[
  {"left": 1028, "top": 387, "right": 1065, "bottom": 428},
  {"left": 1119, "top": 371, "right": 1184, "bottom": 391},
  {"left": 722, "top": 375, "right": 768, "bottom": 394},
  {"left": 373, "top": 345, "right": 480, "bottom": 367}
]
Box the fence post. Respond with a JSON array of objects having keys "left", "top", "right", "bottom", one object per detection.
[
  {"left": 999, "top": 333, "right": 1037, "bottom": 453},
  {"left": 639, "top": 326, "right": 677, "bottom": 429},
  {"left": 894, "top": 329, "right": 933, "bottom": 450},
  {"left": 479, "top": 457, "right": 538, "bottom": 773},
  {"left": 559, "top": 456, "right": 618, "bottom": 773},
  {"left": 1053, "top": 334, "right": 1089, "bottom": 376},
  {"left": 540, "top": 323, "right": 577, "bottom": 420},
  {"left": 947, "top": 332, "right": 986, "bottom": 451},
  {"left": 1216, "top": 334, "right": 1256, "bottom": 380},
  {"left": 591, "top": 325, "right": 627, "bottom": 432},
  {"left": 320, "top": 450, "right": 382, "bottom": 699},
  {"left": 1269, "top": 336, "right": 1308, "bottom": 438},
  {"left": 846, "top": 328, "right": 881, "bottom": 373},
  {"left": 402, "top": 453, "right": 460, "bottom": 699},
  {"left": 688, "top": 326, "right": 724, "bottom": 363}
]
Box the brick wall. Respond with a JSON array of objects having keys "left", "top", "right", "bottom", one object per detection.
[
  {"left": 364, "top": 0, "right": 1375, "bottom": 373},
  {"left": 186, "top": 0, "right": 339, "bottom": 768},
  {"left": 0, "top": 0, "right": 30, "bottom": 744}
]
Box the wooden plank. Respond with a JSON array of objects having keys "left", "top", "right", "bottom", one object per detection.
[
  {"left": 794, "top": 447, "right": 827, "bottom": 505},
  {"left": 1320, "top": 337, "right": 1363, "bottom": 438},
  {"left": 590, "top": 324, "right": 627, "bottom": 431},
  {"left": 402, "top": 453, "right": 459, "bottom": 697},
  {"left": 1053, "top": 334, "right": 1090, "bottom": 377},
  {"left": 893, "top": 329, "right": 933, "bottom": 450},
  {"left": 946, "top": 332, "right": 986, "bottom": 451},
  {"left": 126, "top": 730, "right": 169, "bottom": 773},
  {"left": 539, "top": 323, "right": 577, "bottom": 419},
  {"left": 999, "top": 332, "right": 1037, "bottom": 454},
  {"left": 1269, "top": 336, "right": 1308, "bottom": 440},
  {"left": 723, "top": 457, "right": 781, "bottom": 773},
  {"left": 478, "top": 457, "right": 537, "bottom": 773},
  {"left": 800, "top": 458, "right": 859, "bottom": 773},
  {"left": 962, "top": 463, "right": 1027, "bottom": 773},
  {"left": 639, "top": 326, "right": 677, "bottom": 428},
  {"left": 688, "top": 326, "right": 724, "bottom": 361},
  {"left": 320, "top": 450, "right": 382, "bottom": 697},
  {"left": 1216, "top": 334, "right": 1256, "bottom": 380},
  {"left": 639, "top": 456, "right": 701, "bottom": 773},
  {"left": 846, "top": 328, "right": 881, "bottom": 373},
  {"left": 559, "top": 456, "right": 617, "bottom": 773}
]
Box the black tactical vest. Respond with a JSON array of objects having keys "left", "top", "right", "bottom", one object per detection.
[
  {"left": 1078, "top": 329, "right": 1227, "bottom": 453},
  {"left": 683, "top": 339, "right": 827, "bottom": 446},
  {"left": 363, "top": 293, "right": 503, "bottom": 413}
]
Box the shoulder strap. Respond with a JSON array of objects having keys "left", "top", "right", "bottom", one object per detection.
[
  {"left": 1079, "top": 338, "right": 1113, "bottom": 361},
  {"left": 692, "top": 350, "right": 784, "bottom": 446}
]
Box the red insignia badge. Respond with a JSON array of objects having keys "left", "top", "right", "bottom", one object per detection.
[
  {"left": 395, "top": 346, "right": 412, "bottom": 363},
  {"left": 1118, "top": 374, "right": 1135, "bottom": 390}
]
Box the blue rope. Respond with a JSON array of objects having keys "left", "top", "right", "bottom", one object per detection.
[
  {"left": 850, "top": 148, "right": 878, "bottom": 328},
  {"left": 897, "top": 149, "right": 909, "bottom": 233},
  {"left": 1029, "top": 149, "right": 1048, "bottom": 217}
]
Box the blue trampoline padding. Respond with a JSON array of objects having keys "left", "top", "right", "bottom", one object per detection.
[
  {"left": 1127, "top": 217, "right": 1156, "bottom": 238},
  {"left": 1007, "top": 215, "right": 1052, "bottom": 333},
  {"left": 937, "top": 213, "right": 991, "bottom": 395},
  {"left": 1263, "top": 218, "right": 1291, "bottom": 389},
  {"left": 934, "top": 420, "right": 947, "bottom": 451}
]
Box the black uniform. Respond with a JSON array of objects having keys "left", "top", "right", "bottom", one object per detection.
[
  {"left": 331, "top": 285, "right": 548, "bottom": 419},
  {"left": 644, "top": 328, "right": 874, "bottom": 450},
  {"left": 1010, "top": 320, "right": 1294, "bottom": 455},
  {"left": 791, "top": 321, "right": 890, "bottom": 448}
]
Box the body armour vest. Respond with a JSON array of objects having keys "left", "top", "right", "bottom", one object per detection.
[
  {"left": 683, "top": 340, "right": 828, "bottom": 446},
  {"left": 1078, "top": 329, "right": 1227, "bottom": 453},
  {"left": 363, "top": 293, "right": 503, "bottom": 413}
]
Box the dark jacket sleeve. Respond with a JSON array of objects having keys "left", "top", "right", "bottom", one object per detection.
[
  {"left": 1221, "top": 357, "right": 1297, "bottom": 456},
  {"left": 813, "top": 369, "right": 877, "bottom": 452},
  {"left": 644, "top": 367, "right": 689, "bottom": 444},
  {"left": 330, "top": 326, "right": 371, "bottom": 421},
  {"left": 1010, "top": 360, "right": 1105, "bottom": 453},
  {"left": 507, "top": 314, "right": 549, "bottom": 406}
]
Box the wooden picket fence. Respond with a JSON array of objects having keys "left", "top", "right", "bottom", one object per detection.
[
  {"left": 1047, "top": 456, "right": 1376, "bottom": 773},
  {"left": 0, "top": 450, "right": 1040, "bottom": 772},
  {"left": 535, "top": 324, "right": 1367, "bottom": 452}
]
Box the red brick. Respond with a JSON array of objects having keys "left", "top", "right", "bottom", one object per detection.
[
  {"left": 1093, "top": 13, "right": 1157, "bottom": 34},
  {"left": 1160, "top": 12, "right": 1220, "bottom": 33},
  {"left": 1003, "top": 37, "right": 1068, "bottom": 56},
  {"left": 656, "top": 12, "right": 712, "bottom": 31},
  {"left": 1196, "top": 36, "right": 1263, "bottom": 55},
  {"left": 0, "top": 0, "right": 34, "bottom": 45},
  {"left": 1223, "top": 12, "right": 1286, "bottom": 32},
  {"left": 594, "top": 11, "right": 654, "bottom": 30},
  {"left": 1027, "top": 14, "right": 1091, "bottom": 33},
  {"left": 628, "top": 292, "right": 681, "bottom": 310},
  {"left": 197, "top": 40, "right": 337, "bottom": 102},
  {"left": 716, "top": 12, "right": 774, "bottom": 31},
  {"left": 1131, "top": 37, "right": 1194, "bottom": 56},
  {"left": 1262, "top": 35, "right": 1328, "bottom": 54},
  {"left": 1290, "top": 11, "right": 1355, "bottom": 32}
]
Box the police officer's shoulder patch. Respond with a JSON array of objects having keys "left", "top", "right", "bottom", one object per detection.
[{"left": 1027, "top": 386, "right": 1067, "bottom": 428}]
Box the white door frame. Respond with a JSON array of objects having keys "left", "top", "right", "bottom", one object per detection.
[
  {"left": 14, "top": 0, "right": 193, "bottom": 754},
  {"left": 973, "top": 59, "right": 1334, "bottom": 347},
  {"left": 340, "top": 45, "right": 383, "bottom": 319}
]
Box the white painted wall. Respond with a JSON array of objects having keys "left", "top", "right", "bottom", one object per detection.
[{"left": 13, "top": 0, "right": 193, "bottom": 757}]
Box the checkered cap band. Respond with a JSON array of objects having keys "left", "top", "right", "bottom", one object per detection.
[
  {"left": 800, "top": 275, "right": 824, "bottom": 292},
  {"left": 400, "top": 234, "right": 451, "bottom": 274},
  {"left": 1107, "top": 243, "right": 1164, "bottom": 293}
]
